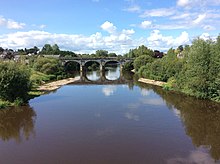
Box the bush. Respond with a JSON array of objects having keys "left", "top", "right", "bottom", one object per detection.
[
  {"left": 134, "top": 55, "right": 154, "bottom": 71},
  {"left": 33, "top": 57, "right": 62, "bottom": 75},
  {"left": 123, "top": 61, "right": 134, "bottom": 71},
  {"left": 0, "top": 100, "right": 11, "bottom": 109},
  {"left": 0, "top": 61, "right": 31, "bottom": 102}
]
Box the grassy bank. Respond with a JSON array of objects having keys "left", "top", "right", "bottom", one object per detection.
[{"left": 0, "top": 70, "right": 57, "bottom": 109}]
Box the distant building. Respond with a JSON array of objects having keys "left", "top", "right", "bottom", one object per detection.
[
  {"left": 177, "top": 52, "right": 184, "bottom": 59},
  {"left": 153, "top": 50, "right": 164, "bottom": 58}
]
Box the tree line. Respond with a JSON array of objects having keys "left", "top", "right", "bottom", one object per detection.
[
  {"left": 0, "top": 44, "right": 120, "bottom": 59},
  {"left": 1, "top": 36, "right": 220, "bottom": 106},
  {"left": 133, "top": 36, "right": 220, "bottom": 102}
]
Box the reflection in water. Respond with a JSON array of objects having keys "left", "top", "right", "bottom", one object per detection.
[
  {"left": 136, "top": 81, "right": 220, "bottom": 161},
  {"left": 105, "top": 66, "right": 120, "bottom": 80},
  {"left": 86, "top": 70, "right": 100, "bottom": 81},
  {"left": 102, "top": 85, "right": 117, "bottom": 96},
  {"left": 0, "top": 106, "right": 36, "bottom": 142},
  {"left": 167, "top": 147, "right": 216, "bottom": 164},
  {"left": 1, "top": 67, "right": 219, "bottom": 163}
]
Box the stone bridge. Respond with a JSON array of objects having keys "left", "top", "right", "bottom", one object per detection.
[{"left": 60, "top": 57, "right": 133, "bottom": 72}]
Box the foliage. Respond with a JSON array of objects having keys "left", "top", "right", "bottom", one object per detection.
[
  {"left": 33, "top": 57, "right": 63, "bottom": 75},
  {"left": 176, "top": 39, "right": 212, "bottom": 98},
  {"left": 96, "top": 50, "right": 108, "bottom": 57},
  {"left": 134, "top": 55, "right": 155, "bottom": 71},
  {"left": 125, "top": 45, "right": 154, "bottom": 58},
  {"left": 0, "top": 61, "right": 31, "bottom": 102},
  {"left": 137, "top": 36, "right": 220, "bottom": 102},
  {"left": 30, "top": 70, "right": 55, "bottom": 86},
  {"left": 0, "top": 100, "right": 11, "bottom": 109},
  {"left": 138, "top": 48, "right": 183, "bottom": 82},
  {"left": 123, "top": 61, "right": 134, "bottom": 71},
  {"left": 64, "top": 62, "right": 80, "bottom": 72}
]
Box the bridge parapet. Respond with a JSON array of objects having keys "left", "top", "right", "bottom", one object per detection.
[{"left": 60, "top": 57, "right": 134, "bottom": 71}]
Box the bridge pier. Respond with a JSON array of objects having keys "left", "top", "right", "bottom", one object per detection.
[{"left": 120, "top": 64, "right": 123, "bottom": 73}]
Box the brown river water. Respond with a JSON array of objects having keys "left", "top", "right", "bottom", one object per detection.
[{"left": 0, "top": 66, "right": 220, "bottom": 164}]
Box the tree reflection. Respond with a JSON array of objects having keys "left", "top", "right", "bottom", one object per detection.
[
  {"left": 136, "top": 82, "right": 220, "bottom": 161},
  {"left": 0, "top": 106, "right": 36, "bottom": 143}
]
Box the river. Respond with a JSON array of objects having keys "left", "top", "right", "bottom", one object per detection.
[{"left": 0, "top": 66, "right": 220, "bottom": 164}]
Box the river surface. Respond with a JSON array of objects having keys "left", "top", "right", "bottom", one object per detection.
[{"left": 0, "top": 66, "right": 220, "bottom": 164}]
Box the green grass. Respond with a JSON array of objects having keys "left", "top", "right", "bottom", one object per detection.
[
  {"left": 30, "top": 70, "right": 54, "bottom": 87},
  {"left": 0, "top": 99, "right": 12, "bottom": 109}
]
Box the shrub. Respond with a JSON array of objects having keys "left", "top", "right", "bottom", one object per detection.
[
  {"left": 0, "top": 61, "right": 31, "bottom": 102},
  {"left": 33, "top": 57, "right": 62, "bottom": 75}
]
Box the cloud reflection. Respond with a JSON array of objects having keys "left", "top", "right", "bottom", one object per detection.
[
  {"left": 167, "top": 147, "right": 216, "bottom": 164},
  {"left": 125, "top": 112, "right": 139, "bottom": 121},
  {"left": 102, "top": 85, "right": 117, "bottom": 96},
  {"left": 140, "top": 98, "right": 165, "bottom": 106},
  {"left": 140, "top": 88, "right": 152, "bottom": 96}
]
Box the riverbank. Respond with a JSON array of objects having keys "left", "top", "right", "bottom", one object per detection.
[
  {"left": 0, "top": 77, "right": 80, "bottom": 109},
  {"left": 138, "top": 78, "right": 167, "bottom": 87},
  {"left": 37, "top": 77, "right": 80, "bottom": 92}
]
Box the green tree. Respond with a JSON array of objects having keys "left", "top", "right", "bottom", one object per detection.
[
  {"left": 33, "top": 57, "right": 62, "bottom": 75},
  {"left": 0, "top": 62, "right": 31, "bottom": 102},
  {"left": 40, "top": 44, "right": 53, "bottom": 55},
  {"left": 96, "top": 50, "right": 108, "bottom": 57},
  {"left": 108, "top": 53, "right": 117, "bottom": 57},
  {"left": 52, "top": 44, "right": 60, "bottom": 55},
  {"left": 208, "top": 36, "right": 220, "bottom": 101},
  {"left": 177, "top": 38, "right": 211, "bottom": 98},
  {"left": 134, "top": 55, "right": 154, "bottom": 72}
]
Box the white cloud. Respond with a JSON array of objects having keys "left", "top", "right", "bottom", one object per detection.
[
  {"left": 140, "top": 21, "right": 152, "bottom": 29},
  {"left": 175, "top": 31, "right": 190, "bottom": 45},
  {"left": 101, "top": 21, "right": 117, "bottom": 34},
  {"left": 0, "top": 16, "right": 25, "bottom": 29},
  {"left": 177, "top": 0, "right": 190, "bottom": 7},
  {"left": 177, "top": 0, "right": 220, "bottom": 8},
  {"left": 147, "top": 30, "right": 190, "bottom": 50},
  {"left": 199, "top": 33, "right": 211, "bottom": 40},
  {"left": 140, "top": 8, "right": 175, "bottom": 17},
  {"left": 0, "top": 21, "right": 136, "bottom": 54},
  {"left": 170, "top": 13, "right": 191, "bottom": 20},
  {"left": 122, "top": 29, "right": 135, "bottom": 35},
  {"left": 203, "top": 25, "right": 216, "bottom": 31},
  {"left": 0, "top": 16, "right": 6, "bottom": 26},
  {"left": 39, "top": 24, "right": 46, "bottom": 29},
  {"left": 123, "top": 5, "right": 141, "bottom": 13},
  {"left": 193, "top": 14, "right": 206, "bottom": 24}
]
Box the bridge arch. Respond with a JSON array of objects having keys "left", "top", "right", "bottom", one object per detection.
[
  {"left": 60, "top": 57, "right": 134, "bottom": 73},
  {"left": 84, "top": 60, "right": 101, "bottom": 71},
  {"left": 64, "top": 60, "right": 80, "bottom": 72}
]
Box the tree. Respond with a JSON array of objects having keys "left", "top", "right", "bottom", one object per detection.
[
  {"left": 96, "top": 50, "right": 108, "bottom": 57},
  {"left": 33, "top": 57, "right": 62, "bottom": 75},
  {"left": 0, "top": 47, "right": 4, "bottom": 53},
  {"left": 177, "top": 38, "right": 211, "bottom": 98},
  {"left": 208, "top": 35, "right": 220, "bottom": 101},
  {"left": 178, "top": 45, "right": 184, "bottom": 52},
  {"left": 52, "top": 44, "right": 60, "bottom": 55},
  {"left": 134, "top": 55, "right": 154, "bottom": 71},
  {"left": 40, "top": 44, "right": 53, "bottom": 55},
  {"left": 108, "top": 53, "right": 117, "bottom": 57},
  {"left": 0, "top": 62, "right": 31, "bottom": 102}
]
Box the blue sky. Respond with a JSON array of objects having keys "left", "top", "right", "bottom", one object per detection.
[{"left": 0, "top": 0, "right": 220, "bottom": 54}]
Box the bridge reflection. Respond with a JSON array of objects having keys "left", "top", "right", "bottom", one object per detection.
[{"left": 71, "top": 67, "right": 134, "bottom": 85}]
